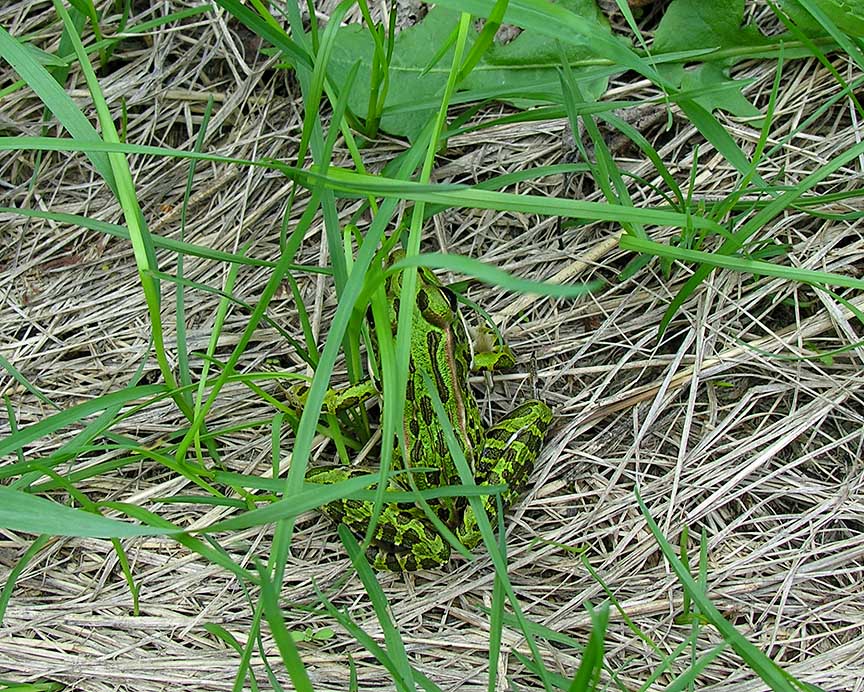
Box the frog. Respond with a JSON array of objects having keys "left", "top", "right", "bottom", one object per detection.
[{"left": 299, "top": 252, "right": 552, "bottom": 570}]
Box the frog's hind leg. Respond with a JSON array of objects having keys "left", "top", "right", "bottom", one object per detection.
[
  {"left": 457, "top": 399, "right": 552, "bottom": 549},
  {"left": 306, "top": 466, "right": 450, "bottom": 571},
  {"left": 367, "top": 502, "right": 451, "bottom": 571}
]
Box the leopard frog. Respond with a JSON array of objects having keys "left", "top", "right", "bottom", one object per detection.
[{"left": 302, "top": 253, "right": 552, "bottom": 570}]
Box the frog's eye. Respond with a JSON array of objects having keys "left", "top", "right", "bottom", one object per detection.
[{"left": 440, "top": 286, "right": 459, "bottom": 313}]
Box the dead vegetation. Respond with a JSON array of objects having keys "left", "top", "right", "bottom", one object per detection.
[{"left": 1, "top": 1, "right": 863, "bottom": 690}]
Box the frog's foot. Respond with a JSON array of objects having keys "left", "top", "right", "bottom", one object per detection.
[
  {"left": 306, "top": 465, "right": 450, "bottom": 571},
  {"left": 471, "top": 332, "right": 517, "bottom": 373},
  {"left": 457, "top": 399, "right": 553, "bottom": 549}
]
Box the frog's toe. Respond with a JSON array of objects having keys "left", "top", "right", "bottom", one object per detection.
[{"left": 455, "top": 520, "right": 483, "bottom": 551}]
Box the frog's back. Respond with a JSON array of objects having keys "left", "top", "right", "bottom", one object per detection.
[{"left": 395, "top": 267, "right": 485, "bottom": 489}]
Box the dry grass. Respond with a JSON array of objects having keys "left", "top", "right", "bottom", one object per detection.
[{"left": 2, "top": 1, "right": 863, "bottom": 690}]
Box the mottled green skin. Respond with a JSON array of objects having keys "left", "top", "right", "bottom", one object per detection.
[{"left": 304, "top": 256, "right": 552, "bottom": 570}]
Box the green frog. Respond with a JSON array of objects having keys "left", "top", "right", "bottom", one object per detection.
[{"left": 300, "top": 252, "right": 552, "bottom": 570}]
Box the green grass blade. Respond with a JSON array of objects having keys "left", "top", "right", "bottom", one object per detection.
[
  {"left": 396, "top": 252, "right": 603, "bottom": 298},
  {"left": 0, "top": 486, "right": 168, "bottom": 538},
  {"left": 296, "top": 0, "right": 352, "bottom": 166},
  {"left": 0, "top": 384, "right": 166, "bottom": 458},
  {"left": 313, "top": 577, "right": 443, "bottom": 692},
  {"left": 306, "top": 167, "right": 726, "bottom": 232},
  {"left": 457, "top": 0, "right": 510, "bottom": 83},
  {"left": 203, "top": 474, "right": 398, "bottom": 533},
  {"left": 567, "top": 603, "right": 608, "bottom": 691},
  {"left": 338, "top": 526, "right": 416, "bottom": 689},
  {"left": 103, "top": 502, "right": 257, "bottom": 585},
  {"left": 621, "top": 235, "right": 864, "bottom": 291},
  {"left": 636, "top": 489, "right": 806, "bottom": 692},
  {"left": 0, "top": 534, "right": 51, "bottom": 626},
  {"left": 420, "top": 370, "right": 554, "bottom": 690},
  {"left": 660, "top": 134, "right": 864, "bottom": 332},
  {"left": 256, "top": 564, "right": 314, "bottom": 692},
  {"left": 0, "top": 136, "right": 725, "bottom": 234},
  {"left": 677, "top": 97, "right": 765, "bottom": 184},
  {"left": 794, "top": 0, "right": 864, "bottom": 74},
  {"left": 175, "top": 95, "right": 215, "bottom": 409},
  {"left": 559, "top": 53, "right": 647, "bottom": 243},
  {"left": 211, "top": 0, "right": 311, "bottom": 68},
  {"left": 0, "top": 206, "right": 283, "bottom": 269},
  {"left": 0, "top": 354, "right": 59, "bottom": 410},
  {"left": 0, "top": 25, "right": 116, "bottom": 191}
]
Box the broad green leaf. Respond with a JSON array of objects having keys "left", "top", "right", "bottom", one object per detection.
[
  {"left": 665, "top": 62, "right": 762, "bottom": 120},
  {"left": 780, "top": 0, "right": 864, "bottom": 35},
  {"left": 654, "top": 0, "right": 770, "bottom": 52},
  {"left": 654, "top": 0, "right": 772, "bottom": 117},
  {"left": 461, "top": 0, "right": 610, "bottom": 104},
  {"left": 326, "top": 2, "right": 612, "bottom": 139}
]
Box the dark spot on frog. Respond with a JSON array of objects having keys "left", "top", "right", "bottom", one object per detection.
[
  {"left": 416, "top": 288, "right": 429, "bottom": 312},
  {"left": 419, "top": 396, "right": 435, "bottom": 425},
  {"left": 436, "top": 431, "right": 448, "bottom": 458}
]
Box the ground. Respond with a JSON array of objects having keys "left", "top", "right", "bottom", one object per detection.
[{"left": 1, "top": 1, "right": 863, "bottom": 690}]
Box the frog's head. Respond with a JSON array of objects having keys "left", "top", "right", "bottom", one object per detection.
[
  {"left": 415, "top": 275, "right": 458, "bottom": 329},
  {"left": 382, "top": 250, "right": 458, "bottom": 330}
]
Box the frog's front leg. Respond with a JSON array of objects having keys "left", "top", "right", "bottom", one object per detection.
[
  {"left": 305, "top": 466, "right": 451, "bottom": 571},
  {"left": 286, "top": 379, "right": 378, "bottom": 414},
  {"left": 456, "top": 399, "right": 553, "bottom": 549}
]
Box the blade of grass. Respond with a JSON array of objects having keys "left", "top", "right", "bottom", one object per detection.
[
  {"left": 457, "top": 0, "right": 510, "bottom": 83},
  {"left": 359, "top": 15, "right": 476, "bottom": 569},
  {"left": 339, "top": 526, "right": 417, "bottom": 690},
  {"left": 0, "top": 534, "right": 51, "bottom": 626},
  {"left": 620, "top": 235, "right": 864, "bottom": 291},
  {"left": 51, "top": 1, "right": 216, "bottom": 452},
  {"left": 0, "top": 354, "right": 59, "bottom": 411},
  {"left": 794, "top": 0, "right": 864, "bottom": 76},
  {"left": 0, "top": 206, "right": 287, "bottom": 269},
  {"left": 660, "top": 134, "right": 864, "bottom": 332},
  {"left": 303, "top": 166, "right": 727, "bottom": 232},
  {"left": 0, "top": 137, "right": 727, "bottom": 234},
  {"left": 189, "top": 243, "right": 245, "bottom": 463},
  {"left": 396, "top": 252, "right": 603, "bottom": 297},
  {"left": 294, "top": 0, "right": 353, "bottom": 167},
  {"left": 313, "top": 576, "right": 443, "bottom": 692},
  {"left": 264, "top": 2, "right": 369, "bottom": 592},
  {"left": 0, "top": 25, "right": 116, "bottom": 191},
  {"left": 211, "top": 0, "right": 311, "bottom": 69},
  {"left": 559, "top": 51, "right": 647, "bottom": 244},
  {"left": 0, "top": 383, "right": 166, "bottom": 459},
  {"left": 175, "top": 95, "right": 215, "bottom": 410},
  {"left": 103, "top": 502, "right": 258, "bottom": 585},
  {"left": 421, "top": 369, "right": 555, "bottom": 690},
  {"left": 636, "top": 489, "right": 808, "bottom": 692},
  {"left": 256, "top": 563, "right": 314, "bottom": 692},
  {"left": 566, "top": 603, "right": 609, "bottom": 691},
  {"left": 0, "top": 486, "right": 169, "bottom": 538}
]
